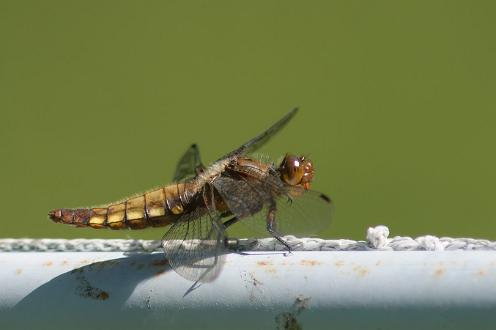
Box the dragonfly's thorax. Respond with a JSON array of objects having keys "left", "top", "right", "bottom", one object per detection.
[
  {"left": 194, "top": 158, "right": 232, "bottom": 187},
  {"left": 227, "top": 157, "right": 273, "bottom": 178}
]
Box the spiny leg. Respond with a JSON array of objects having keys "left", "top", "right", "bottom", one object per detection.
[
  {"left": 266, "top": 203, "right": 292, "bottom": 252},
  {"left": 223, "top": 216, "right": 239, "bottom": 229}
]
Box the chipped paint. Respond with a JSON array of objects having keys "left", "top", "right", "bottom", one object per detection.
[
  {"left": 240, "top": 271, "right": 265, "bottom": 303},
  {"left": 74, "top": 271, "right": 110, "bottom": 301},
  {"left": 275, "top": 296, "right": 311, "bottom": 330}
]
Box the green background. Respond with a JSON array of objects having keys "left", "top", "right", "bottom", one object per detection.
[{"left": 1, "top": 1, "right": 495, "bottom": 240}]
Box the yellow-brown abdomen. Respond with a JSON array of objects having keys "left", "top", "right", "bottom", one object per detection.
[{"left": 49, "top": 183, "right": 195, "bottom": 230}]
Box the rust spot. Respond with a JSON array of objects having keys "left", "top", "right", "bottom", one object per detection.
[
  {"left": 256, "top": 260, "right": 277, "bottom": 273},
  {"left": 97, "top": 291, "right": 110, "bottom": 300},
  {"left": 266, "top": 267, "right": 277, "bottom": 274},
  {"left": 300, "top": 259, "right": 321, "bottom": 266},
  {"left": 334, "top": 260, "right": 344, "bottom": 267},
  {"left": 375, "top": 260, "right": 383, "bottom": 266},
  {"left": 74, "top": 272, "right": 110, "bottom": 301},
  {"left": 42, "top": 261, "right": 53, "bottom": 267},
  {"left": 151, "top": 259, "right": 169, "bottom": 267},
  {"left": 61, "top": 260, "right": 69, "bottom": 266},
  {"left": 476, "top": 269, "right": 487, "bottom": 277},
  {"left": 15, "top": 268, "right": 22, "bottom": 275},
  {"left": 353, "top": 265, "right": 369, "bottom": 277},
  {"left": 434, "top": 267, "right": 445, "bottom": 278},
  {"left": 155, "top": 269, "right": 166, "bottom": 276}
]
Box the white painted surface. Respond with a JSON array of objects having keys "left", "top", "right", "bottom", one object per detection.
[{"left": 1, "top": 251, "right": 496, "bottom": 329}]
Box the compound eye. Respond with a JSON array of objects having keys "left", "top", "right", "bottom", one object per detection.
[{"left": 281, "top": 155, "right": 305, "bottom": 186}]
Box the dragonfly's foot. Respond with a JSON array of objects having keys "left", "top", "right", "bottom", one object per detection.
[
  {"left": 225, "top": 237, "right": 257, "bottom": 251},
  {"left": 267, "top": 229, "right": 292, "bottom": 253}
]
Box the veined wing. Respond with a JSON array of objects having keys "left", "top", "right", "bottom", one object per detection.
[
  {"left": 271, "top": 187, "right": 333, "bottom": 237},
  {"left": 162, "top": 190, "right": 226, "bottom": 282},
  {"left": 219, "top": 107, "right": 298, "bottom": 160},
  {"left": 214, "top": 171, "right": 333, "bottom": 238},
  {"left": 173, "top": 144, "right": 204, "bottom": 182}
]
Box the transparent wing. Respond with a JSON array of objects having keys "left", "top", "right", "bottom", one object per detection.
[
  {"left": 214, "top": 171, "right": 333, "bottom": 238},
  {"left": 173, "top": 144, "right": 204, "bottom": 182},
  {"left": 273, "top": 188, "right": 334, "bottom": 237},
  {"left": 161, "top": 208, "right": 226, "bottom": 283},
  {"left": 219, "top": 107, "right": 298, "bottom": 160},
  {"left": 226, "top": 188, "right": 333, "bottom": 239}
]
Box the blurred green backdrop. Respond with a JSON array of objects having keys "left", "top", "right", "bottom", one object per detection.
[{"left": 1, "top": 1, "right": 495, "bottom": 240}]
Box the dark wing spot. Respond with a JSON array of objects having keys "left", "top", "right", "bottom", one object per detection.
[{"left": 319, "top": 193, "right": 332, "bottom": 203}]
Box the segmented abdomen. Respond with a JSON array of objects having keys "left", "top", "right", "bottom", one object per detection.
[{"left": 49, "top": 183, "right": 195, "bottom": 230}]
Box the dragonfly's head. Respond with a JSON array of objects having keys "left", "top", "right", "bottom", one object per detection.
[{"left": 279, "top": 154, "right": 314, "bottom": 190}]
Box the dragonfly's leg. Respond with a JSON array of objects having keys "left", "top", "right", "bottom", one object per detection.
[
  {"left": 223, "top": 216, "right": 239, "bottom": 229},
  {"left": 266, "top": 204, "right": 292, "bottom": 252}
]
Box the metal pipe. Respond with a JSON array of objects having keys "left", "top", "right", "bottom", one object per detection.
[{"left": 1, "top": 250, "right": 495, "bottom": 329}]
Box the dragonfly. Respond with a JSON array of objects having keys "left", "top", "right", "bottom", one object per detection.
[{"left": 49, "top": 108, "right": 333, "bottom": 282}]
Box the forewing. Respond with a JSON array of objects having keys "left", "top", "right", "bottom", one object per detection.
[
  {"left": 213, "top": 175, "right": 268, "bottom": 219},
  {"left": 274, "top": 188, "right": 334, "bottom": 237},
  {"left": 173, "top": 144, "right": 203, "bottom": 182},
  {"left": 219, "top": 107, "right": 298, "bottom": 160},
  {"left": 162, "top": 210, "right": 226, "bottom": 282},
  {"left": 215, "top": 170, "right": 333, "bottom": 238}
]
